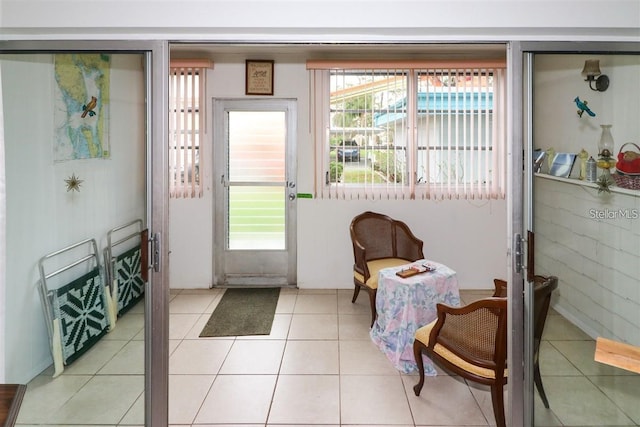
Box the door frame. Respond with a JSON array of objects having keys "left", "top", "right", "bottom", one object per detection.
[
  {"left": 212, "top": 98, "right": 298, "bottom": 287},
  {"left": 507, "top": 40, "right": 526, "bottom": 427},
  {"left": 513, "top": 40, "right": 640, "bottom": 427},
  {"left": 0, "top": 39, "right": 170, "bottom": 427}
]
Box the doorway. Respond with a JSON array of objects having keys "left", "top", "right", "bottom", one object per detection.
[{"left": 213, "top": 98, "right": 297, "bottom": 286}]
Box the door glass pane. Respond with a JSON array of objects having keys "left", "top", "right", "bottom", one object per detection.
[
  {"left": 228, "top": 186, "right": 285, "bottom": 250},
  {"left": 531, "top": 52, "right": 640, "bottom": 426},
  {"left": 227, "top": 110, "right": 287, "bottom": 251},
  {"left": 228, "top": 111, "right": 285, "bottom": 182},
  {"left": 2, "top": 52, "right": 148, "bottom": 425}
]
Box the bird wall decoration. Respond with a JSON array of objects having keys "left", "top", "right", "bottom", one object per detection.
[
  {"left": 81, "top": 96, "right": 97, "bottom": 118},
  {"left": 574, "top": 97, "right": 596, "bottom": 118}
]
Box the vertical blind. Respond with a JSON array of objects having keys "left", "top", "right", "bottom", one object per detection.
[
  {"left": 414, "top": 67, "right": 506, "bottom": 200},
  {"left": 307, "top": 60, "right": 506, "bottom": 201},
  {"left": 169, "top": 59, "right": 212, "bottom": 198}
]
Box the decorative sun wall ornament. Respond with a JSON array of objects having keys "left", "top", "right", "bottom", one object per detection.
[
  {"left": 65, "top": 173, "right": 84, "bottom": 192},
  {"left": 596, "top": 173, "right": 614, "bottom": 194}
]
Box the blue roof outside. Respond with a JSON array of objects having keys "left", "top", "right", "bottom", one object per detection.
[{"left": 374, "top": 91, "right": 494, "bottom": 127}]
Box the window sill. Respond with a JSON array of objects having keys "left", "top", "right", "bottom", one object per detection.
[{"left": 534, "top": 173, "right": 640, "bottom": 197}]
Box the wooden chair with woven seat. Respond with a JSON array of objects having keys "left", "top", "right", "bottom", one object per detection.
[
  {"left": 493, "top": 278, "right": 507, "bottom": 297},
  {"left": 413, "top": 296, "right": 508, "bottom": 427},
  {"left": 491, "top": 275, "right": 558, "bottom": 408},
  {"left": 349, "top": 211, "right": 424, "bottom": 327},
  {"left": 531, "top": 274, "right": 558, "bottom": 408}
]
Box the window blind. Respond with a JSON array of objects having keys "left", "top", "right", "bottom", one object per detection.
[
  {"left": 169, "top": 59, "right": 212, "bottom": 198},
  {"left": 414, "top": 67, "right": 506, "bottom": 200},
  {"left": 308, "top": 59, "right": 506, "bottom": 201}
]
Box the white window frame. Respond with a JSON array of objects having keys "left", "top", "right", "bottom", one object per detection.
[{"left": 308, "top": 60, "right": 506, "bottom": 200}]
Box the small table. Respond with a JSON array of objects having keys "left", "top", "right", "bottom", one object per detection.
[
  {"left": 370, "top": 259, "right": 460, "bottom": 374},
  {"left": 0, "top": 384, "right": 26, "bottom": 427}
]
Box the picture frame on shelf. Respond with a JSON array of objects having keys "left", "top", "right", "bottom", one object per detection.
[
  {"left": 534, "top": 149, "right": 546, "bottom": 173},
  {"left": 549, "top": 153, "right": 577, "bottom": 178},
  {"left": 245, "top": 60, "right": 274, "bottom": 95}
]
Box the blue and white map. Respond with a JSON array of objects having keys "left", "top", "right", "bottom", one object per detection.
[{"left": 54, "top": 53, "right": 110, "bottom": 161}]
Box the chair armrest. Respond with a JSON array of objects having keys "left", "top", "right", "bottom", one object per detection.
[
  {"left": 493, "top": 279, "right": 507, "bottom": 297},
  {"left": 351, "top": 239, "right": 370, "bottom": 281},
  {"left": 533, "top": 274, "right": 558, "bottom": 291}
]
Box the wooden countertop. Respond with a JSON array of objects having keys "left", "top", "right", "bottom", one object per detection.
[
  {"left": 595, "top": 337, "right": 640, "bottom": 374},
  {"left": 0, "top": 384, "right": 26, "bottom": 427}
]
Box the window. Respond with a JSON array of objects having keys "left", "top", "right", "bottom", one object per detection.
[
  {"left": 169, "top": 59, "right": 212, "bottom": 198},
  {"left": 308, "top": 59, "right": 506, "bottom": 200}
]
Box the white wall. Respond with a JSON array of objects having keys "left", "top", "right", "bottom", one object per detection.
[
  {"left": 296, "top": 199, "right": 507, "bottom": 289},
  {"left": 533, "top": 54, "right": 640, "bottom": 346},
  {"left": 534, "top": 177, "right": 640, "bottom": 346},
  {"left": 169, "top": 53, "right": 508, "bottom": 291},
  {"left": 534, "top": 54, "right": 640, "bottom": 157},
  {"left": 2, "top": 54, "right": 146, "bottom": 383}
]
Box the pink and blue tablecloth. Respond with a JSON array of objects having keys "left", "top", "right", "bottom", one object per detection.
[{"left": 370, "top": 259, "right": 460, "bottom": 374}]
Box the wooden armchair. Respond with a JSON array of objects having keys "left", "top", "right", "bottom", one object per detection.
[
  {"left": 413, "top": 297, "right": 508, "bottom": 427},
  {"left": 349, "top": 211, "right": 424, "bottom": 326},
  {"left": 532, "top": 275, "right": 558, "bottom": 408},
  {"left": 493, "top": 278, "right": 507, "bottom": 297},
  {"left": 491, "top": 275, "right": 558, "bottom": 408}
]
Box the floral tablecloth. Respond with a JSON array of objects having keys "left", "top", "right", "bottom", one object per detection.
[{"left": 370, "top": 259, "right": 460, "bottom": 374}]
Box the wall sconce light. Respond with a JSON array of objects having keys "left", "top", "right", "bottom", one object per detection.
[{"left": 581, "top": 59, "right": 609, "bottom": 92}]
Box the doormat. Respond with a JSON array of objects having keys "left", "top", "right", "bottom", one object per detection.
[{"left": 199, "top": 287, "right": 281, "bottom": 337}]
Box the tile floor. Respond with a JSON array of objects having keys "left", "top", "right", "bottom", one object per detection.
[{"left": 16, "top": 288, "right": 640, "bottom": 426}]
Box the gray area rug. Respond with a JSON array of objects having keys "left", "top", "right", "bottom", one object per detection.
[{"left": 199, "top": 287, "right": 280, "bottom": 337}]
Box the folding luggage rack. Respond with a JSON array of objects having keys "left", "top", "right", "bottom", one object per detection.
[
  {"left": 103, "top": 219, "right": 145, "bottom": 318},
  {"left": 37, "top": 238, "right": 109, "bottom": 377},
  {"left": 37, "top": 219, "right": 145, "bottom": 377}
]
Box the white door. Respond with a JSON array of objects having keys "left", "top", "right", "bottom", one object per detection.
[{"left": 213, "top": 99, "right": 297, "bottom": 286}]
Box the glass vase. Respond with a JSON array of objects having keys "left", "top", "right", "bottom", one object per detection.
[{"left": 598, "top": 124, "right": 614, "bottom": 158}]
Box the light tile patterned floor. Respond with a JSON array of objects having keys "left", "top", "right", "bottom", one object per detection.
[{"left": 16, "top": 288, "right": 640, "bottom": 426}]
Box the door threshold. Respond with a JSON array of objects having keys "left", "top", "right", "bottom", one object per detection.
[{"left": 215, "top": 283, "right": 298, "bottom": 289}]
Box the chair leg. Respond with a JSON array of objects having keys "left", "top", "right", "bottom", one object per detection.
[
  {"left": 368, "top": 288, "right": 377, "bottom": 327},
  {"left": 534, "top": 360, "right": 550, "bottom": 408},
  {"left": 412, "top": 341, "right": 426, "bottom": 396},
  {"left": 490, "top": 383, "right": 506, "bottom": 427},
  {"left": 351, "top": 285, "right": 360, "bottom": 303}
]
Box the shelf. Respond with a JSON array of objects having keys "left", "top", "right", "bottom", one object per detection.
[{"left": 534, "top": 173, "right": 640, "bottom": 197}]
